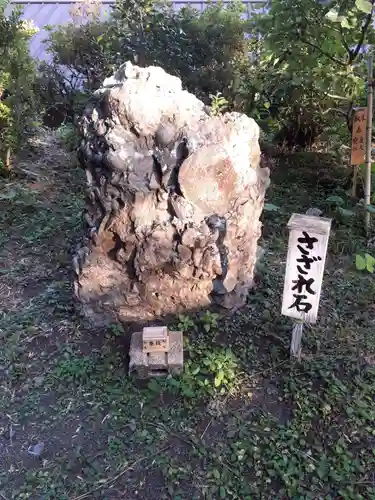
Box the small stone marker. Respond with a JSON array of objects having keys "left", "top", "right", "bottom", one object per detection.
[
  {"left": 281, "top": 214, "right": 331, "bottom": 357},
  {"left": 142, "top": 326, "right": 169, "bottom": 353},
  {"left": 129, "top": 327, "right": 183, "bottom": 379}
]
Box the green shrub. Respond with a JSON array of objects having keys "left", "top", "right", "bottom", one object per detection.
[
  {"left": 38, "top": 0, "right": 375, "bottom": 150},
  {"left": 37, "top": 0, "right": 254, "bottom": 118},
  {"left": 247, "top": 0, "right": 373, "bottom": 149},
  {"left": 56, "top": 122, "right": 78, "bottom": 152},
  {"left": 0, "top": 3, "right": 37, "bottom": 173}
]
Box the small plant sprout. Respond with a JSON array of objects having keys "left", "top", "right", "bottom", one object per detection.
[
  {"left": 325, "top": 195, "right": 355, "bottom": 219},
  {"left": 263, "top": 203, "right": 281, "bottom": 212},
  {"left": 176, "top": 314, "right": 195, "bottom": 332},
  {"left": 201, "top": 311, "right": 219, "bottom": 333},
  {"left": 209, "top": 92, "right": 229, "bottom": 116},
  {"left": 171, "top": 347, "right": 238, "bottom": 398},
  {"left": 108, "top": 323, "right": 125, "bottom": 337},
  {"left": 355, "top": 253, "right": 375, "bottom": 273}
]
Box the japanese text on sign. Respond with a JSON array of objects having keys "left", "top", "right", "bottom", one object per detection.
[
  {"left": 143, "top": 339, "right": 167, "bottom": 349},
  {"left": 142, "top": 326, "right": 170, "bottom": 353},
  {"left": 288, "top": 231, "right": 321, "bottom": 314},
  {"left": 281, "top": 214, "right": 331, "bottom": 324},
  {"left": 350, "top": 107, "right": 367, "bottom": 166}
]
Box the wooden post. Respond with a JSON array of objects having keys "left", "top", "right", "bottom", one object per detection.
[
  {"left": 5, "top": 147, "right": 11, "bottom": 171},
  {"left": 352, "top": 165, "right": 359, "bottom": 197},
  {"left": 290, "top": 321, "right": 304, "bottom": 360},
  {"left": 365, "top": 54, "right": 373, "bottom": 234},
  {"left": 281, "top": 214, "right": 332, "bottom": 357}
]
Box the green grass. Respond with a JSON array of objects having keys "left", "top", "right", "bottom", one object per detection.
[{"left": 0, "top": 145, "right": 375, "bottom": 499}]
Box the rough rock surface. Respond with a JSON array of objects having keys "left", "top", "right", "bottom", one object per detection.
[{"left": 73, "top": 62, "right": 270, "bottom": 325}]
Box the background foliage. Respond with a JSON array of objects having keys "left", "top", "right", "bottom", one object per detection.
[
  {"left": 36, "top": 0, "right": 375, "bottom": 152},
  {"left": 250, "top": 0, "right": 374, "bottom": 148},
  {"left": 0, "top": 2, "right": 37, "bottom": 172},
  {"left": 2, "top": 0, "right": 375, "bottom": 154}
]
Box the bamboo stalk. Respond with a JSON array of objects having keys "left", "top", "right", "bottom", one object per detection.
[
  {"left": 365, "top": 54, "right": 373, "bottom": 234},
  {"left": 352, "top": 165, "right": 359, "bottom": 197}
]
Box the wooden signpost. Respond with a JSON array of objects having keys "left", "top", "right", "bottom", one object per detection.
[
  {"left": 350, "top": 53, "right": 374, "bottom": 234},
  {"left": 281, "top": 214, "right": 332, "bottom": 358},
  {"left": 350, "top": 107, "right": 367, "bottom": 167},
  {"left": 351, "top": 106, "right": 368, "bottom": 198}
]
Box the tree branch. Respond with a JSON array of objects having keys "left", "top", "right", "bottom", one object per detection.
[
  {"left": 300, "top": 37, "right": 346, "bottom": 66},
  {"left": 339, "top": 25, "right": 352, "bottom": 61},
  {"left": 349, "top": 5, "right": 374, "bottom": 64},
  {"left": 321, "top": 107, "right": 348, "bottom": 116}
]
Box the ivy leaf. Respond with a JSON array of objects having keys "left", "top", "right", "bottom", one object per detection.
[
  {"left": 167, "top": 377, "right": 180, "bottom": 388},
  {"left": 190, "top": 366, "right": 200, "bottom": 375},
  {"left": 214, "top": 370, "right": 224, "bottom": 387},
  {"left": 264, "top": 203, "right": 281, "bottom": 212},
  {"left": 337, "top": 207, "right": 355, "bottom": 217},
  {"left": 326, "top": 9, "right": 339, "bottom": 22},
  {"left": 147, "top": 378, "right": 162, "bottom": 393},
  {"left": 339, "top": 16, "right": 350, "bottom": 29},
  {"left": 355, "top": 254, "right": 366, "bottom": 270},
  {"left": 219, "top": 486, "right": 226, "bottom": 498},
  {"left": 0, "top": 190, "right": 17, "bottom": 200},
  {"left": 181, "top": 385, "right": 195, "bottom": 398},
  {"left": 355, "top": 0, "right": 372, "bottom": 14},
  {"left": 212, "top": 468, "right": 221, "bottom": 480}
]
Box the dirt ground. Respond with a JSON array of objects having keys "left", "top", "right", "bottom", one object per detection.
[{"left": 0, "top": 131, "right": 375, "bottom": 499}]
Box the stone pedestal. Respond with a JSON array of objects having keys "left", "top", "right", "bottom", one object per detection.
[{"left": 129, "top": 330, "right": 183, "bottom": 379}]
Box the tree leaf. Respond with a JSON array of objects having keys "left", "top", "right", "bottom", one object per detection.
[
  {"left": 0, "top": 190, "right": 17, "bottom": 200},
  {"left": 326, "top": 9, "right": 339, "bottom": 22},
  {"left": 167, "top": 377, "right": 180, "bottom": 388},
  {"left": 264, "top": 203, "right": 280, "bottom": 212},
  {"left": 219, "top": 486, "right": 226, "bottom": 498},
  {"left": 181, "top": 385, "right": 195, "bottom": 398},
  {"left": 147, "top": 378, "right": 162, "bottom": 393},
  {"left": 355, "top": 0, "right": 372, "bottom": 14},
  {"left": 339, "top": 16, "right": 350, "bottom": 29},
  {"left": 214, "top": 370, "right": 225, "bottom": 387},
  {"left": 337, "top": 207, "right": 355, "bottom": 218},
  {"left": 355, "top": 254, "right": 366, "bottom": 270},
  {"left": 326, "top": 195, "right": 344, "bottom": 206},
  {"left": 365, "top": 204, "right": 375, "bottom": 213},
  {"left": 212, "top": 468, "right": 221, "bottom": 480}
]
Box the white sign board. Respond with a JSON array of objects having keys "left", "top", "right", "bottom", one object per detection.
[{"left": 281, "top": 214, "right": 331, "bottom": 324}]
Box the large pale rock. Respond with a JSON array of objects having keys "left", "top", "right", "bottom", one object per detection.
[{"left": 73, "top": 62, "right": 270, "bottom": 325}]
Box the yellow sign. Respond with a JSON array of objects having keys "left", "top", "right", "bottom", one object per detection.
[{"left": 350, "top": 107, "right": 367, "bottom": 165}]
